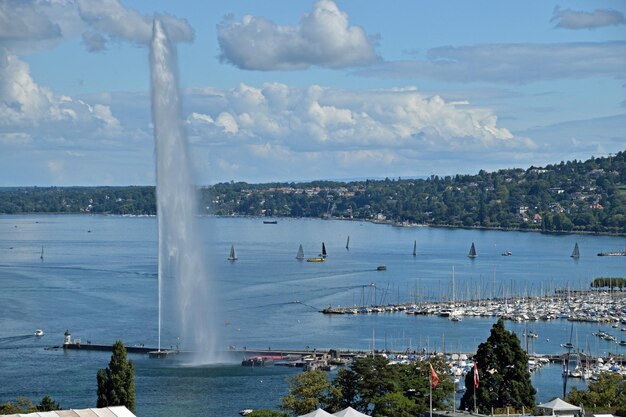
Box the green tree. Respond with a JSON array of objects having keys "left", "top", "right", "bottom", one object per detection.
[
  {"left": 330, "top": 356, "right": 452, "bottom": 417},
  {"left": 567, "top": 373, "right": 626, "bottom": 412},
  {"left": 0, "top": 397, "right": 36, "bottom": 414},
  {"left": 97, "top": 340, "right": 136, "bottom": 412},
  {"left": 460, "top": 319, "right": 535, "bottom": 413},
  {"left": 281, "top": 370, "right": 336, "bottom": 416},
  {"left": 373, "top": 392, "right": 418, "bottom": 417},
  {"left": 0, "top": 396, "right": 60, "bottom": 414},
  {"left": 37, "top": 395, "right": 61, "bottom": 411}
]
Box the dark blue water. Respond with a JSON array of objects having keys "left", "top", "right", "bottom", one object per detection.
[{"left": 0, "top": 215, "right": 623, "bottom": 416}]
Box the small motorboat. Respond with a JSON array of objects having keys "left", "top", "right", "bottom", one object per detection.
[
  {"left": 376, "top": 265, "right": 387, "bottom": 271},
  {"left": 34, "top": 329, "right": 44, "bottom": 337},
  {"left": 501, "top": 251, "right": 512, "bottom": 256},
  {"left": 239, "top": 409, "right": 253, "bottom": 416}
]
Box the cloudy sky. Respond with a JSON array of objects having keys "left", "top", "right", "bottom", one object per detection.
[{"left": 1, "top": 0, "right": 625, "bottom": 186}]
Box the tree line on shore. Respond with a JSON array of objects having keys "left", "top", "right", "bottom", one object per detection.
[
  {"left": 591, "top": 277, "right": 626, "bottom": 290},
  {"left": 1, "top": 151, "right": 625, "bottom": 234}
]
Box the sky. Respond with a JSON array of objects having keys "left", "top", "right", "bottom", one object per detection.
[{"left": 1, "top": 0, "right": 625, "bottom": 186}]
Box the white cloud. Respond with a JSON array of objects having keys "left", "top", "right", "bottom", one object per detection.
[
  {"left": 0, "top": 132, "right": 32, "bottom": 146},
  {"left": 0, "top": 0, "right": 192, "bottom": 54},
  {"left": 47, "top": 160, "right": 64, "bottom": 174},
  {"left": 217, "top": 0, "right": 379, "bottom": 70},
  {"left": 0, "top": 1, "right": 61, "bottom": 43},
  {"left": 356, "top": 42, "right": 626, "bottom": 84},
  {"left": 551, "top": 6, "right": 625, "bottom": 30},
  {"left": 82, "top": 31, "right": 107, "bottom": 52},
  {"left": 0, "top": 50, "right": 122, "bottom": 146},
  {"left": 77, "top": 0, "right": 193, "bottom": 47},
  {"left": 186, "top": 83, "right": 523, "bottom": 152}
]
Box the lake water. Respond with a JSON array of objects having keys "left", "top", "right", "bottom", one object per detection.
[{"left": 0, "top": 215, "right": 624, "bottom": 416}]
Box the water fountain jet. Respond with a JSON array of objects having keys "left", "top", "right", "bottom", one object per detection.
[{"left": 150, "top": 19, "right": 219, "bottom": 363}]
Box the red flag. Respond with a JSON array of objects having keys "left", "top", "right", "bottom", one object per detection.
[
  {"left": 430, "top": 363, "right": 440, "bottom": 388},
  {"left": 473, "top": 362, "right": 479, "bottom": 389}
]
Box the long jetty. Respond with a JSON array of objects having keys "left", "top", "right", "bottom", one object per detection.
[{"left": 50, "top": 341, "right": 625, "bottom": 366}]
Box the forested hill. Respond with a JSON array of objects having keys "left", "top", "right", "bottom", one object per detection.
[{"left": 1, "top": 151, "right": 625, "bottom": 234}]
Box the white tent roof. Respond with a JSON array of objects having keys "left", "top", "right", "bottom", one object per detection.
[
  {"left": 538, "top": 398, "right": 582, "bottom": 412},
  {"left": 2, "top": 406, "right": 137, "bottom": 417},
  {"left": 333, "top": 406, "right": 372, "bottom": 417},
  {"left": 298, "top": 409, "right": 335, "bottom": 417}
]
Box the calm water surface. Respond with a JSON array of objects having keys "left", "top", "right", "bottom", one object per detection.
[{"left": 0, "top": 215, "right": 624, "bottom": 416}]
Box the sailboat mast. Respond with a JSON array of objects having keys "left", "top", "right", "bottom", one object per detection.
[{"left": 452, "top": 265, "right": 455, "bottom": 307}]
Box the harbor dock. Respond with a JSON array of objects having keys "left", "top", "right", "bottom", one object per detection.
[{"left": 50, "top": 340, "right": 625, "bottom": 367}]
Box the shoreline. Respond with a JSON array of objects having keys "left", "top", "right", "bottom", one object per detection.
[{"left": 1, "top": 212, "right": 625, "bottom": 237}]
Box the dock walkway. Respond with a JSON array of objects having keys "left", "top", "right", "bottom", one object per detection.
[{"left": 50, "top": 342, "right": 626, "bottom": 365}]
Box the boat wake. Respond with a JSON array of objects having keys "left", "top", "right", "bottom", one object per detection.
[{"left": 0, "top": 334, "right": 38, "bottom": 346}]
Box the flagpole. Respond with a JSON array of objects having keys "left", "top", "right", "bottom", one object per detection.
[
  {"left": 473, "top": 362, "right": 478, "bottom": 413},
  {"left": 474, "top": 384, "right": 477, "bottom": 413},
  {"left": 430, "top": 371, "right": 433, "bottom": 417}
]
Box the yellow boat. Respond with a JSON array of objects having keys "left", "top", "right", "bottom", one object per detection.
[{"left": 306, "top": 257, "right": 325, "bottom": 262}]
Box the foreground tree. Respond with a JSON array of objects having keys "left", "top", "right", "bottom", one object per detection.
[
  {"left": 281, "top": 370, "right": 337, "bottom": 416},
  {"left": 0, "top": 397, "right": 36, "bottom": 414},
  {"left": 37, "top": 395, "right": 61, "bottom": 411},
  {"left": 330, "top": 356, "right": 452, "bottom": 416},
  {"left": 567, "top": 373, "right": 626, "bottom": 412},
  {"left": 461, "top": 319, "right": 535, "bottom": 414},
  {"left": 0, "top": 396, "right": 61, "bottom": 414},
  {"left": 97, "top": 340, "right": 136, "bottom": 412}
]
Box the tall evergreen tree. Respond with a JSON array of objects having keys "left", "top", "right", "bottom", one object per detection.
[
  {"left": 96, "top": 340, "right": 136, "bottom": 412},
  {"left": 460, "top": 319, "right": 535, "bottom": 414}
]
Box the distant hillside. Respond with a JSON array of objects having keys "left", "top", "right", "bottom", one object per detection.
[{"left": 1, "top": 151, "right": 625, "bottom": 234}]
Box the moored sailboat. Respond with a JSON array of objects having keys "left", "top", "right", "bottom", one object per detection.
[
  {"left": 228, "top": 245, "right": 238, "bottom": 261},
  {"left": 468, "top": 242, "right": 477, "bottom": 259}
]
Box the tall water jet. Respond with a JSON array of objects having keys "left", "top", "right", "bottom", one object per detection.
[{"left": 150, "top": 19, "right": 218, "bottom": 362}]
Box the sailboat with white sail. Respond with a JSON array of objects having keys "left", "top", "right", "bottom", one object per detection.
[
  {"left": 296, "top": 244, "right": 305, "bottom": 260},
  {"left": 468, "top": 242, "right": 477, "bottom": 259},
  {"left": 571, "top": 242, "right": 580, "bottom": 259},
  {"left": 228, "top": 245, "right": 237, "bottom": 261}
]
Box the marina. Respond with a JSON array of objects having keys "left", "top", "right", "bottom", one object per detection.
[{"left": 320, "top": 290, "right": 626, "bottom": 325}]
